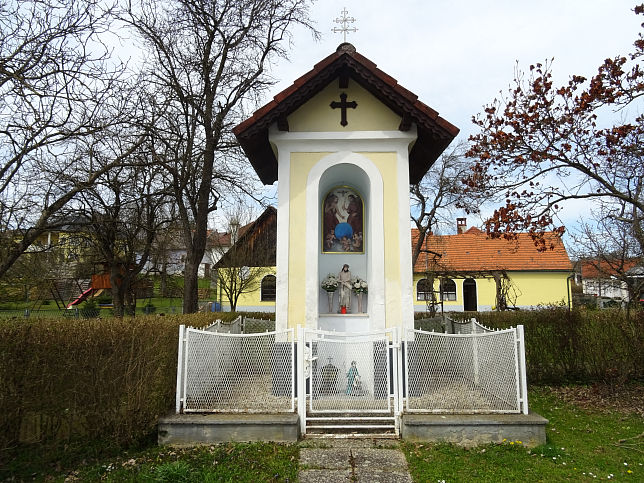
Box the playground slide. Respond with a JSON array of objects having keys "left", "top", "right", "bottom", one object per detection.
[{"left": 67, "top": 287, "right": 95, "bottom": 308}]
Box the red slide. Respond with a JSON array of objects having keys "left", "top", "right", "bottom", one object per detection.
[{"left": 67, "top": 288, "right": 95, "bottom": 308}]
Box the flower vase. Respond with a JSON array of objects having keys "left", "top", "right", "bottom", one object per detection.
[
  {"left": 357, "top": 292, "right": 363, "bottom": 313},
  {"left": 327, "top": 291, "right": 334, "bottom": 313}
]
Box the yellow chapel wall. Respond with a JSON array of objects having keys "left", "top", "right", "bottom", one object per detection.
[
  {"left": 287, "top": 81, "right": 402, "bottom": 132},
  {"left": 286, "top": 151, "right": 401, "bottom": 329}
]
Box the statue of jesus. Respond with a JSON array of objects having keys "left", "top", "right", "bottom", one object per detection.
[{"left": 338, "top": 263, "right": 352, "bottom": 311}]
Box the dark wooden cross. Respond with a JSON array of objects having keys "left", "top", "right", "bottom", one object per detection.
[{"left": 330, "top": 92, "right": 357, "bottom": 127}]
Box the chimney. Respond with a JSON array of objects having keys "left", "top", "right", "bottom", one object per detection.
[{"left": 456, "top": 218, "right": 467, "bottom": 234}]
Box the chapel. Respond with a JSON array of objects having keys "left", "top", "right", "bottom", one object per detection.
[{"left": 234, "top": 43, "right": 459, "bottom": 333}]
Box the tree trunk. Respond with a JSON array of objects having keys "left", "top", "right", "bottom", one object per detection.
[
  {"left": 124, "top": 283, "right": 135, "bottom": 316},
  {"left": 183, "top": 256, "right": 200, "bottom": 314},
  {"left": 111, "top": 266, "right": 125, "bottom": 318},
  {"left": 160, "top": 261, "right": 167, "bottom": 297}
]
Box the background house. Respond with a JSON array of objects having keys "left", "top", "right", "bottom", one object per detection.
[
  {"left": 211, "top": 212, "right": 573, "bottom": 312},
  {"left": 579, "top": 258, "right": 643, "bottom": 306},
  {"left": 412, "top": 220, "right": 573, "bottom": 311},
  {"left": 212, "top": 207, "right": 277, "bottom": 311}
]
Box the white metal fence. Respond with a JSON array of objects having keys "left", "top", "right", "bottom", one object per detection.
[
  {"left": 299, "top": 328, "right": 398, "bottom": 413},
  {"left": 405, "top": 326, "right": 528, "bottom": 414},
  {"left": 176, "top": 325, "right": 294, "bottom": 413},
  {"left": 174, "top": 320, "right": 528, "bottom": 420},
  {"left": 447, "top": 317, "right": 496, "bottom": 335}
]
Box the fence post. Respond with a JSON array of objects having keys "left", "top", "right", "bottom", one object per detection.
[
  {"left": 517, "top": 324, "right": 529, "bottom": 414},
  {"left": 297, "top": 325, "right": 307, "bottom": 435},
  {"left": 472, "top": 318, "right": 480, "bottom": 385},
  {"left": 393, "top": 328, "right": 404, "bottom": 433},
  {"left": 290, "top": 328, "right": 296, "bottom": 412},
  {"left": 175, "top": 324, "right": 186, "bottom": 414}
]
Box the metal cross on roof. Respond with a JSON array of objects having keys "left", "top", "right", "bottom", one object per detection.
[{"left": 332, "top": 7, "right": 357, "bottom": 42}]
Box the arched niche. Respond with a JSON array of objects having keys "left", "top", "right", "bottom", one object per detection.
[
  {"left": 318, "top": 164, "right": 370, "bottom": 317},
  {"left": 304, "top": 152, "right": 385, "bottom": 331}
]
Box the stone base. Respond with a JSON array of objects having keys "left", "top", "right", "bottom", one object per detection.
[
  {"left": 401, "top": 412, "right": 548, "bottom": 447},
  {"left": 158, "top": 413, "right": 300, "bottom": 445}
]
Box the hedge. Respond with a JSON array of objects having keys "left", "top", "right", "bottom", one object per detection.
[
  {"left": 1, "top": 308, "right": 640, "bottom": 452},
  {"left": 448, "top": 307, "right": 644, "bottom": 385},
  {"left": 0, "top": 313, "right": 235, "bottom": 451}
]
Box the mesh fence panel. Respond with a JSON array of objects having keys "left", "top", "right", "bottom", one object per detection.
[
  {"left": 405, "top": 328, "right": 520, "bottom": 413},
  {"left": 204, "top": 316, "right": 242, "bottom": 334},
  {"left": 308, "top": 331, "right": 391, "bottom": 413},
  {"left": 448, "top": 318, "right": 496, "bottom": 335},
  {"left": 243, "top": 317, "right": 276, "bottom": 333},
  {"left": 183, "top": 328, "right": 293, "bottom": 412}
]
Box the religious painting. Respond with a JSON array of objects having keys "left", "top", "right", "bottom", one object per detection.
[{"left": 322, "top": 186, "right": 364, "bottom": 253}]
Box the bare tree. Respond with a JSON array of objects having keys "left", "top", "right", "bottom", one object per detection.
[
  {"left": 0, "top": 0, "right": 134, "bottom": 278},
  {"left": 74, "top": 158, "right": 171, "bottom": 317},
  {"left": 410, "top": 141, "right": 477, "bottom": 266},
  {"left": 122, "top": 0, "right": 317, "bottom": 313},
  {"left": 571, "top": 204, "right": 643, "bottom": 314},
  {"left": 466, "top": 5, "right": 644, "bottom": 254}
]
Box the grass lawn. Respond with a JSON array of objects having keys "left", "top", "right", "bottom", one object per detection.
[
  {"left": 402, "top": 385, "right": 644, "bottom": 481},
  {"left": 3, "top": 385, "right": 642, "bottom": 482}
]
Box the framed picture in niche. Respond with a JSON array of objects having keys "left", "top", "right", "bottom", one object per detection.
[{"left": 322, "top": 186, "right": 364, "bottom": 253}]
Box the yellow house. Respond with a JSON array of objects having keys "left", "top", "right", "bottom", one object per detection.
[
  {"left": 214, "top": 214, "right": 573, "bottom": 312},
  {"left": 413, "top": 221, "right": 573, "bottom": 311}
]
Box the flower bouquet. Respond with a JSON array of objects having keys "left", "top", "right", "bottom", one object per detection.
[
  {"left": 352, "top": 277, "right": 368, "bottom": 294},
  {"left": 321, "top": 274, "right": 339, "bottom": 292}
]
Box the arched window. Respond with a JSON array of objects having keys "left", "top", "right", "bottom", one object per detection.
[
  {"left": 417, "top": 278, "right": 433, "bottom": 301},
  {"left": 261, "top": 274, "right": 276, "bottom": 301},
  {"left": 440, "top": 279, "right": 457, "bottom": 301}
]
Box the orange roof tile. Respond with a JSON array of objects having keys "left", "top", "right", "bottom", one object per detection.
[
  {"left": 580, "top": 258, "right": 639, "bottom": 279},
  {"left": 413, "top": 227, "right": 572, "bottom": 273}
]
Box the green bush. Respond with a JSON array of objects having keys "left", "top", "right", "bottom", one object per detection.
[
  {"left": 80, "top": 298, "right": 100, "bottom": 318},
  {"left": 0, "top": 313, "right": 216, "bottom": 451},
  {"left": 460, "top": 308, "right": 644, "bottom": 384}
]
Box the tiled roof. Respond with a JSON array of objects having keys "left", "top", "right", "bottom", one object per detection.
[
  {"left": 207, "top": 223, "right": 253, "bottom": 248},
  {"left": 234, "top": 43, "right": 459, "bottom": 185},
  {"left": 580, "top": 258, "right": 639, "bottom": 279},
  {"left": 413, "top": 227, "right": 572, "bottom": 273}
]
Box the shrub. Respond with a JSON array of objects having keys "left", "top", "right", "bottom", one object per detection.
[
  {"left": 80, "top": 298, "right": 100, "bottom": 318},
  {"left": 0, "top": 313, "right": 216, "bottom": 451},
  {"left": 461, "top": 308, "right": 644, "bottom": 384}
]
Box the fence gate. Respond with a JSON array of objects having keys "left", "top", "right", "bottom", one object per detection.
[{"left": 297, "top": 328, "right": 402, "bottom": 435}]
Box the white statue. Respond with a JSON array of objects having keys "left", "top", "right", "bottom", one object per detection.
[{"left": 338, "top": 263, "right": 352, "bottom": 311}]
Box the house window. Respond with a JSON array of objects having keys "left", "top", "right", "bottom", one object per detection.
[
  {"left": 261, "top": 275, "right": 276, "bottom": 301},
  {"left": 440, "top": 279, "right": 457, "bottom": 301},
  {"left": 417, "top": 278, "right": 433, "bottom": 301}
]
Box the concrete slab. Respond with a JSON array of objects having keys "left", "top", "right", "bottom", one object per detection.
[
  {"left": 301, "top": 438, "right": 400, "bottom": 449},
  {"left": 299, "top": 448, "right": 352, "bottom": 469},
  {"left": 356, "top": 469, "right": 413, "bottom": 483},
  {"left": 158, "top": 413, "right": 299, "bottom": 445},
  {"left": 351, "top": 448, "right": 409, "bottom": 469},
  {"left": 298, "top": 469, "right": 353, "bottom": 482},
  {"left": 401, "top": 412, "right": 548, "bottom": 447},
  {"left": 298, "top": 444, "right": 413, "bottom": 483}
]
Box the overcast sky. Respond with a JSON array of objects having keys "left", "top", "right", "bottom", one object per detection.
[
  {"left": 251, "top": 1, "right": 642, "bottom": 236},
  {"left": 268, "top": 0, "right": 641, "bottom": 140}
]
